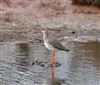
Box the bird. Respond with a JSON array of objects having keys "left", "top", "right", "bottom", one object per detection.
[{"left": 41, "top": 28, "right": 69, "bottom": 65}]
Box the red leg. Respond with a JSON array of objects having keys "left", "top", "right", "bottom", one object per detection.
[{"left": 51, "top": 50, "right": 55, "bottom": 65}]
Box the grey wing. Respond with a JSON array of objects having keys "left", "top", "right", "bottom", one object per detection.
[{"left": 49, "top": 39, "right": 69, "bottom": 51}]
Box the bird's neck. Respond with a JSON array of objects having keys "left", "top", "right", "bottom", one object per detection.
[{"left": 43, "top": 32, "right": 48, "bottom": 42}]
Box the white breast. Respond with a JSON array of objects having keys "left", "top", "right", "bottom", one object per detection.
[{"left": 44, "top": 41, "right": 53, "bottom": 50}]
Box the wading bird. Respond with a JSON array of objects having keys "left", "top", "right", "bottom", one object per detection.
[{"left": 41, "top": 28, "right": 69, "bottom": 65}]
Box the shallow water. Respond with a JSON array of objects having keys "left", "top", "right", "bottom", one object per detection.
[{"left": 0, "top": 41, "right": 100, "bottom": 85}]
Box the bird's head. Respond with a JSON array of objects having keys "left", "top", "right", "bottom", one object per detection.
[
  {"left": 41, "top": 28, "right": 48, "bottom": 34},
  {"left": 41, "top": 28, "right": 48, "bottom": 38}
]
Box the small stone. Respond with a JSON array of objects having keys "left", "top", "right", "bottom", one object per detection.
[
  {"left": 71, "top": 31, "right": 75, "bottom": 34},
  {"left": 40, "top": 64, "right": 45, "bottom": 67},
  {"left": 32, "top": 62, "right": 35, "bottom": 65},
  {"left": 55, "top": 62, "right": 61, "bottom": 67}
]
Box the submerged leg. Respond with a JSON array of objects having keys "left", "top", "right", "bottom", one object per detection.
[
  {"left": 51, "top": 49, "right": 55, "bottom": 65},
  {"left": 50, "top": 65, "right": 54, "bottom": 79}
]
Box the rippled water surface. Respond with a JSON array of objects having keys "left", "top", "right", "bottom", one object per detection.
[{"left": 0, "top": 41, "right": 100, "bottom": 85}]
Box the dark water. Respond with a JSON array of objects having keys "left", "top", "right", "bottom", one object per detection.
[{"left": 0, "top": 41, "right": 100, "bottom": 85}]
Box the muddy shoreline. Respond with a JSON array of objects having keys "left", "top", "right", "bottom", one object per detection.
[
  {"left": 0, "top": 0, "right": 100, "bottom": 43},
  {"left": 0, "top": 24, "right": 100, "bottom": 43}
]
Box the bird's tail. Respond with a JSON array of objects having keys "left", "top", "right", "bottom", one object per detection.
[{"left": 63, "top": 47, "right": 70, "bottom": 52}]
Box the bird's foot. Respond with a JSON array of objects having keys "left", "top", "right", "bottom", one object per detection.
[
  {"left": 50, "top": 62, "right": 54, "bottom": 66},
  {"left": 48, "top": 60, "right": 54, "bottom": 66}
]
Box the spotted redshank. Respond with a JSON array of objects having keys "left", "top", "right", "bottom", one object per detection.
[{"left": 41, "top": 28, "right": 69, "bottom": 65}]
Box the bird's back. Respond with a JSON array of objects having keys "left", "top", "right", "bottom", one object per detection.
[{"left": 49, "top": 39, "right": 69, "bottom": 52}]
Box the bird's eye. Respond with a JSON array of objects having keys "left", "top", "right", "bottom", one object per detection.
[{"left": 41, "top": 28, "right": 45, "bottom": 31}]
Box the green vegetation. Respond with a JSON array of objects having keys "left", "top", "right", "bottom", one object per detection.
[
  {"left": 72, "top": 0, "right": 100, "bottom": 7},
  {"left": 95, "top": 0, "right": 100, "bottom": 7}
]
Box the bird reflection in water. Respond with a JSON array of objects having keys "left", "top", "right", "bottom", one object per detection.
[
  {"left": 50, "top": 65, "right": 54, "bottom": 80},
  {"left": 43, "top": 65, "right": 61, "bottom": 85}
]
